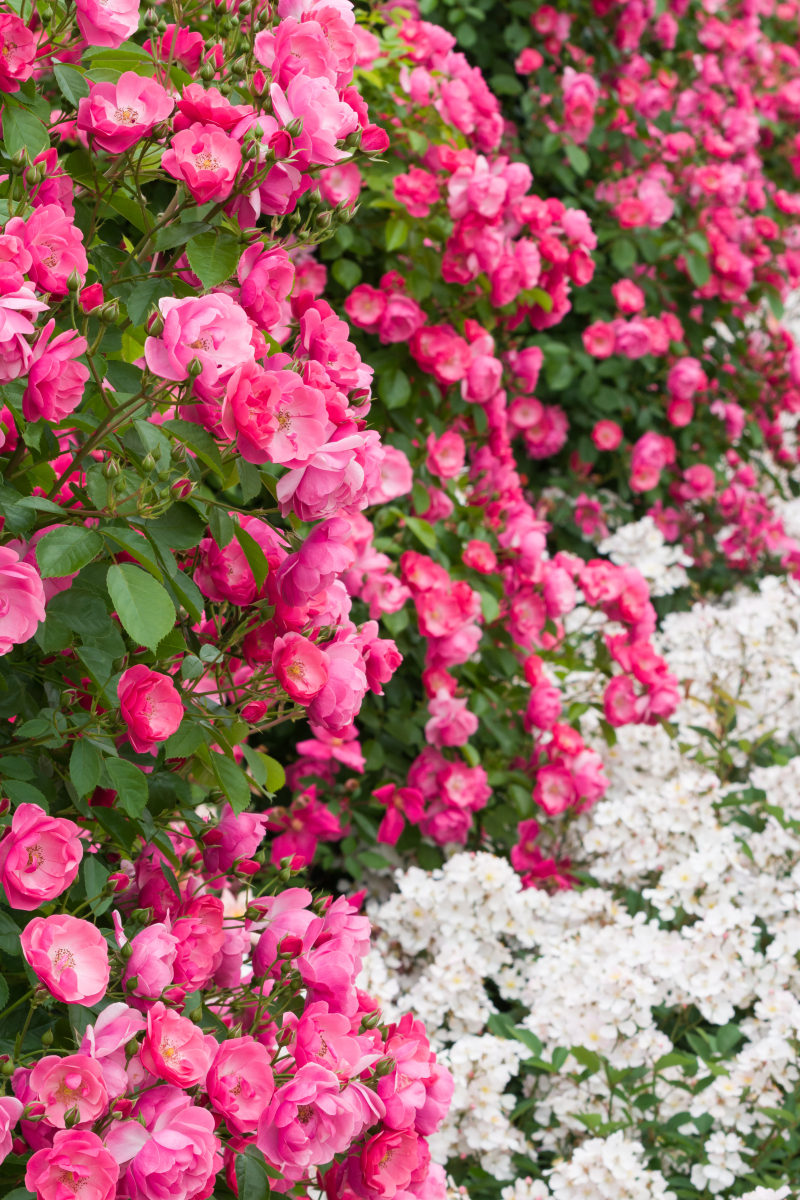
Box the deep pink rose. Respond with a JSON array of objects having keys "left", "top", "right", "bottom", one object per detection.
[
  {"left": 667, "top": 356, "right": 707, "bottom": 400},
  {"left": 0, "top": 13, "right": 36, "bottom": 91},
  {"left": 0, "top": 1095, "right": 23, "bottom": 1163},
  {"left": 611, "top": 279, "right": 645, "bottom": 313},
  {"left": 462, "top": 540, "right": 497, "bottom": 573},
  {"left": 425, "top": 690, "right": 479, "bottom": 748},
  {"left": 23, "top": 320, "right": 89, "bottom": 424},
  {"left": 273, "top": 632, "right": 330, "bottom": 703},
  {"left": 21, "top": 915, "right": 109, "bottom": 1005},
  {"left": 195, "top": 513, "right": 285, "bottom": 605},
  {"left": 411, "top": 325, "right": 471, "bottom": 386},
  {"left": 144, "top": 24, "right": 205, "bottom": 73},
  {"left": 0, "top": 802, "right": 83, "bottom": 910},
  {"left": 121, "top": 923, "right": 178, "bottom": 1009},
  {"left": 27, "top": 1131, "right": 119, "bottom": 1200},
  {"left": 237, "top": 244, "right": 295, "bottom": 333},
  {"left": 162, "top": 122, "right": 242, "bottom": 204},
  {"left": 582, "top": 320, "right": 616, "bottom": 358},
  {"left": 30, "top": 1054, "right": 107, "bottom": 1128},
  {"left": 77, "top": 73, "right": 174, "bottom": 155},
  {"left": 79, "top": 1002, "right": 147, "bottom": 1098},
  {"left": 141, "top": 1002, "right": 215, "bottom": 1088},
  {"left": 591, "top": 420, "right": 623, "bottom": 451},
  {"left": 171, "top": 894, "right": 225, "bottom": 991},
  {"left": 118, "top": 666, "right": 183, "bottom": 754},
  {"left": 207, "top": 1037, "right": 275, "bottom": 1134},
  {"left": 126, "top": 1087, "right": 220, "bottom": 1200},
  {"left": 349, "top": 1128, "right": 421, "bottom": 1199},
  {"left": 202, "top": 803, "right": 269, "bottom": 876},
  {"left": 426, "top": 431, "right": 465, "bottom": 480},
  {"left": 276, "top": 518, "right": 355, "bottom": 607},
  {"left": 221, "top": 362, "right": 328, "bottom": 467},
  {"left": 603, "top": 674, "right": 637, "bottom": 726}
]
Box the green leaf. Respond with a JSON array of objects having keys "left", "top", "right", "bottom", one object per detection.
[
  {"left": 70, "top": 739, "right": 101, "bottom": 798},
  {"left": 209, "top": 506, "right": 235, "bottom": 549},
  {"left": 186, "top": 230, "right": 242, "bottom": 289},
  {"left": 49, "top": 589, "right": 111, "bottom": 636},
  {"left": 153, "top": 221, "right": 212, "bottom": 252},
  {"left": 104, "top": 190, "right": 151, "bottom": 234},
  {"left": 237, "top": 457, "right": 262, "bottom": 504},
  {"left": 0, "top": 912, "right": 22, "bottom": 956},
  {"left": 164, "top": 719, "right": 205, "bottom": 759},
  {"left": 332, "top": 259, "right": 362, "bottom": 289},
  {"left": 686, "top": 230, "right": 709, "bottom": 255},
  {"left": 210, "top": 750, "right": 252, "bottom": 815},
  {"left": 125, "top": 277, "right": 173, "bottom": 328},
  {"left": 385, "top": 216, "right": 409, "bottom": 251},
  {"left": 611, "top": 239, "right": 636, "bottom": 273},
  {"left": 571, "top": 1045, "right": 602, "bottom": 1073},
  {"left": 147, "top": 503, "right": 207, "bottom": 550},
  {"left": 565, "top": 143, "right": 589, "bottom": 175},
  {"left": 379, "top": 367, "right": 411, "bottom": 409},
  {"left": 91, "top": 806, "right": 140, "bottom": 854},
  {"left": 54, "top": 63, "right": 90, "bottom": 106},
  {"left": 405, "top": 516, "right": 437, "bottom": 550},
  {"left": 107, "top": 563, "right": 176, "bottom": 652},
  {"left": 0, "top": 756, "right": 34, "bottom": 780},
  {"left": 103, "top": 528, "right": 164, "bottom": 582},
  {"left": 36, "top": 527, "right": 103, "bottom": 578},
  {"left": 478, "top": 590, "right": 499, "bottom": 622},
  {"left": 106, "top": 758, "right": 149, "bottom": 818},
  {"left": 685, "top": 249, "right": 710, "bottom": 287},
  {"left": 2, "top": 105, "right": 48, "bottom": 158},
  {"left": 83, "top": 853, "right": 110, "bottom": 915},
  {"left": 235, "top": 1145, "right": 272, "bottom": 1200},
  {"left": 234, "top": 525, "right": 270, "bottom": 592},
  {"left": 0, "top": 973, "right": 8, "bottom": 1011},
  {"left": 162, "top": 418, "right": 225, "bottom": 477},
  {"left": 4, "top": 779, "right": 47, "bottom": 807}
]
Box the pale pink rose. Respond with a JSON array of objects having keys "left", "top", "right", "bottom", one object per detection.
[
  {"left": 141, "top": 1003, "right": 215, "bottom": 1089},
  {"left": 0, "top": 1095, "right": 23, "bottom": 1164},
  {"left": 270, "top": 75, "right": 359, "bottom": 168},
  {"left": 118, "top": 666, "right": 183, "bottom": 754},
  {"left": 425, "top": 690, "right": 479, "bottom": 748},
  {"left": 318, "top": 162, "right": 362, "bottom": 207},
  {"left": 79, "top": 1003, "right": 147, "bottom": 1098},
  {"left": 213, "top": 922, "right": 250, "bottom": 988},
  {"left": 221, "top": 363, "right": 328, "bottom": 467},
  {"left": 23, "top": 320, "right": 89, "bottom": 424},
  {"left": 145, "top": 294, "right": 254, "bottom": 398},
  {"left": 30, "top": 1054, "right": 107, "bottom": 1128},
  {"left": 207, "top": 1037, "right": 275, "bottom": 1134},
  {"left": 162, "top": 122, "right": 243, "bottom": 205},
  {"left": 77, "top": 73, "right": 174, "bottom": 155},
  {"left": 426, "top": 430, "right": 465, "bottom": 480},
  {"left": 366, "top": 445, "right": 412, "bottom": 504},
  {"left": 257, "top": 1063, "right": 378, "bottom": 1179},
  {"left": 0, "top": 13, "right": 36, "bottom": 91},
  {"left": 0, "top": 279, "right": 47, "bottom": 384},
  {"left": 75, "top": 0, "right": 138, "bottom": 46},
  {"left": 0, "top": 546, "right": 46, "bottom": 655},
  {"left": 251, "top": 887, "right": 322, "bottom": 974},
  {"left": 21, "top": 914, "right": 110, "bottom": 1005},
  {"left": 27, "top": 1131, "right": 119, "bottom": 1200},
  {"left": 126, "top": 1087, "right": 220, "bottom": 1200},
  {"left": 0, "top": 802, "right": 83, "bottom": 910},
  {"left": 121, "top": 922, "right": 178, "bottom": 1009}
]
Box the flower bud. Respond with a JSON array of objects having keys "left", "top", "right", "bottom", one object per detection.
[
  {"left": 108, "top": 871, "right": 131, "bottom": 894},
  {"left": 344, "top": 128, "right": 362, "bottom": 149},
  {"left": 125, "top": 1038, "right": 139, "bottom": 1060},
  {"left": 232, "top": 55, "right": 247, "bottom": 76},
  {"left": 98, "top": 299, "right": 119, "bottom": 324},
  {"left": 10, "top": 150, "right": 28, "bottom": 172},
  {"left": 374, "top": 1056, "right": 395, "bottom": 1077},
  {"left": 0, "top": 1058, "right": 14, "bottom": 1078},
  {"left": 315, "top": 209, "right": 332, "bottom": 229},
  {"left": 25, "top": 165, "right": 39, "bottom": 187},
  {"left": 0, "top": 798, "right": 9, "bottom": 816},
  {"left": 102, "top": 458, "right": 120, "bottom": 480},
  {"left": 285, "top": 116, "right": 304, "bottom": 138},
  {"left": 243, "top": 140, "right": 259, "bottom": 160},
  {"left": 157, "top": 16, "right": 168, "bottom": 31},
  {"left": 41, "top": 1028, "right": 54, "bottom": 1047},
  {"left": 141, "top": 453, "right": 156, "bottom": 472},
  {"left": 239, "top": 0, "right": 251, "bottom": 12},
  {"left": 200, "top": 60, "right": 216, "bottom": 80},
  {"left": 64, "top": 1106, "right": 80, "bottom": 1128},
  {"left": 125, "top": 975, "right": 139, "bottom": 992},
  {"left": 360, "top": 1008, "right": 383, "bottom": 1031},
  {"left": 235, "top": 858, "right": 261, "bottom": 877},
  {"left": 143, "top": 8, "right": 158, "bottom": 23},
  {"left": 186, "top": 357, "right": 204, "bottom": 378},
  {"left": 188, "top": 1006, "right": 203, "bottom": 1024},
  {"left": 120, "top": 940, "right": 134, "bottom": 960},
  {"left": 67, "top": 270, "right": 83, "bottom": 295},
  {"left": 242, "top": 699, "right": 268, "bottom": 722},
  {"left": 170, "top": 478, "right": 194, "bottom": 499}
]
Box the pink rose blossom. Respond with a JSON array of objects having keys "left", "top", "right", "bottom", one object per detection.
[
  {"left": 0, "top": 546, "right": 46, "bottom": 655},
  {"left": 237, "top": 245, "right": 295, "bottom": 333},
  {"left": 277, "top": 427, "right": 376, "bottom": 521},
  {"left": 611, "top": 279, "right": 646, "bottom": 313},
  {"left": 141, "top": 1003, "right": 215, "bottom": 1088},
  {"left": 345, "top": 285, "right": 386, "bottom": 332},
  {"left": 118, "top": 922, "right": 178, "bottom": 1007},
  {"left": 378, "top": 294, "right": 426, "bottom": 345},
  {"left": 582, "top": 320, "right": 616, "bottom": 358},
  {"left": 366, "top": 445, "right": 412, "bottom": 505},
  {"left": 462, "top": 540, "right": 497, "bottom": 573},
  {"left": 270, "top": 75, "right": 359, "bottom": 168},
  {"left": 21, "top": 914, "right": 110, "bottom": 1005},
  {"left": 222, "top": 363, "right": 328, "bottom": 467},
  {"left": 276, "top": 518, "right": 356, "bottom": 607},
  {"left": 77, "top": 74, "right": 174, "bottom": 155},
  {"left": 23, "top": 320, "right": 89, "bottom": 424},
  {"left": 0, "top": 802, "right": 83, "bottom": 910},
  {"left": 79, "top": 1003, "right": 147, "bottom": 1098},
  {"left": 524, "top": 404, "right": 569, "bottom": 459},
  {"left": 425, "top": 690, "right": 479, "bottom": 748},
  {"left": 0, "top": 14, "right": 36, "bottom": 91},
  {"left": 562, "top": 67, "right": 598, "bottom": 142},
  {"left": 394, "top": 167, "right": 440, "bottom": 218},
  {"left": 145, "top": 294, "right": 254, "bottom": 397},
  {"left": 30, "top": 1055, "right": 107, "bottom": 1128},
  {"left": 207, "top": 1037, "right": 275, "bottom": 1134},
  {"left": 118, "top": 666, "right": 183, "bottom": 754},
  {"left": 74, "top": 0, "right": 138, "bottom": 47},
  {"left": 273, "top": 632, "right": 330, "bottom": 704},
  {"left": 426, "top": 431, "right": 465, "bottom": 479},
  {"left": 195, "top": 514, "right": 286, "bottom": 606},
  {"left": 591, "top": 419, "right": 623, "bottom": 451},
  {"left": 0, "top": 1096, "right": 23, "bottom": 1164},
  {"left": 171, "top": 894, "right": 225, "bottom": 991},
  {"left": 251, "top": 887, "right": 322, "bottom": 971},
  {"left": 126, "top": 1087, "right": 220, "bottom": 1200},
  {"left": 202, "top": 803, "right": 270, "bottom": 876},
  {"left": 27, "top": 1131, "right": 119, "bottom": 1200},
  {"left": 349, "top": 1128, "right": 421, "bottom": 1199},
  {"left": 306, "top": 636, "right": 368, "bottom": 732},
  {"left": 534, "top": 763, "right": 576, "bottom": 815},
  {"left": 411, "top": 325, "right": 472, "bottom": 386},
  {"left": 667, "top": 356, "right": 707, "bottom": 401},
  {"left": 318, "top": 162, "right": 363, "bottom": 208},
  {"left": 162, "top": 122, "right": 243, "bottom": 205}
]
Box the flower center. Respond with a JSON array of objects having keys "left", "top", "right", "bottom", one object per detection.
[
  {"left": 54, "top": 947, "right": 76, "bottom": 975},
  {"left": 57, "top": 1172, "right": 86, "bottom": 1193},
  {"left": 195, "top": 152, "right": 220, "bottom": 171},
  {"left": 114, "top": 106, "right": 139, "bottom": 125},
  {"left": 189, "top": 334, "right": 212, "bottom": 351},
  {"left": 160, "top": 1038, "right": 182, "bottom": 1061},
  {"left": 277, "top": 411, "right": 292, "bottom": 430},
  {"left": 286, "top": 661, "right": 305, "bottom": 679},
  {"left": 296, "top": 1104, "right": 314, "bottom": 1124},
  {"left": 40, "top": 240, "right": 59, "bottom": 268},
  {"left": 25, "top": 842, "right": 44, "bottom": 871}
]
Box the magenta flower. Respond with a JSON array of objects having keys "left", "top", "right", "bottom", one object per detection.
[
  {"left": 118, "top": 665, "right": 183, "bottom": 754},
  {"left": 162, "top": 121, "right": 243, "bottom": 205},
  {"left": 23, "top": 320, "right": 89, "bottom": 424},
  {"left": 27, "top": 1130, "right": 119, "bottom": 1200},
  {"left": 206, "top": 1037, "right": 275, "bottom": 1134},
  {"left": 0, "top": 802, "right": 83, "bottom": 910},
  {"left": 77, "top": 73, "right": 174, "bottom": 155}
]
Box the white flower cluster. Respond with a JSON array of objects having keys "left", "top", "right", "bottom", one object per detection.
[
  {"left": 364, "top": 577, "right": 800, "bottom": 1194},
  {"left": 597, "top": 516, "right": 693, "bottom": 596}
]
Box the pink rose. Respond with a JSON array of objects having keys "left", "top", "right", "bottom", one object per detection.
[
  {"left": 461, "top": 354, "right": 503, "bottom": 404},
  {"left": 534, "top": 764, "right": 576, "bottom": 815},
  {"left": 21, "top": 914, "right": 110, "bottom": 1005},
  {"left": 75, "top": 0, "right": 138, "bottom": 45},
  {"left": 426, "top": 431, "right": 465, "bottom": 480},
  {"left": 202, "top": 803, "right": 270, "bottom": 876},
  {"left": 582, "top": 320, "right": 616, "bottom": 358},
  {"left": 79, "top": 1003, "right": 147, "bottom": 1098},
  {"left": 425, "top": 690, "right": 479, "bottom": 748},
  {"left": 0, "top": 802, "right": 83, "bottom": 910},
  {"left": 257, "top": 1063, "right": 376, "bottom": 1179},
  {"left": 345, "top": 285, "right": 387, "bottom": 333},
  {"left": 306, "top": 637, "right": 369, "bottom": 733},
  {"left": 319, "top": 162, "right": 362, "bottom": 208},
  {"left": 366, "top": 445, "right": 412, "bottom": 505},
  {"left": 121, "top": 923, "right": 178, "bottom": 1009},
  {"left": 667, "top": 355, "right": 707, "bottom": 401},
  {"left": 77, "top": 73, "right": 174, "bottom": 156},
  {"left": 273, "top": 632, "right": 330, "bottom": 704},
  {"left": 162, "top": 122, "right": 243, "bottom": 204},
  {"left": 144, "top": 24, "right": 205, "bottom": 73},
  {"left": 221, "top": 363, "right": 328, "bottom": 467},
  {"left": 378, "top": 294, "right": 426, "bottom": 345},
  {"left": 349, "top": 1128, "right": 421, "bottom": 1199},
  {"left": 394, "top": 167, "right": 440, "bottom": 218},
  {"left": 462, "top": 540, "right": 497, "bottom": 573},
  {"left": 270, "top": 75, "right": 358, "bottom": 168},
  {"left": 410, "top": 325, "right": 471, "bottom": 386},
  {"left": 5, "top": 206, "right": 88, "bottom": 296},
  {"left": 526, "top": 682, "right": 562, "bottom": 730},
  {"left": 30, "top": 1054, "right": 107, "bottom": 1128},
  {"left": 613, "top": 318, "right": 651, "bottom": 359},
  {"left": 27, "top": 1131, "right": 119, "bottom": 1200},
  {"left": 275, "top": 518, "right": 355, "bottom": 607},
  {"left": 276, "top": 428, "right": 376, "bottom": 522},
  {"left": 603, "top": 674, "right": 637, "bottom": 726},
  {"left": 207, "top": 1037, "right": 275, "bottom": 1134},
  {"left": 145, "top": 293, "right": 254, "bottom": 398},
  {"left": 237, "top": 244, "right": 295, "bottom": 333},
  {"left": 682, "top": 463, "right": 715, "bottom": 500},
  {"left": 630, "top": 431, "right": 675, "bottom": 493},
  {"left": 126, "top": 1087, "right": 220, "bottom": 1200},
  {"left": 0, "top": 14, "right": 36, "bottom": 91},
  {"left": 118, "top": 666, "right": 183, "bottom": 754},
  {"left": 195, "top": 513, "right": 286, "bottom": 606},
  {"left": 141, "top": 1002, "right": 215, "bottom": 1088},
  {"left": 511, "top": 818, "right": 542, "bottom": 873},
  {"left": 524, "top": 404, "right": 569, "bottom": 459},
  {"left": 562, "top": 67, "right": 598, "bottom": 142},
  {"left": 171, "top": 894, "right": 225, "bottom": 991},
  {"left": 0, "top": 1095, "right": 23, "bottom": 1163},
  {"left": 611, "top": 279, "right": 645, "bottom": 313},
  {"left": 591, "top": 420, "right": 623, "bottom": 451},
  {"left": 23, "top": 320, "right": 89, "bottom": 424}
]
